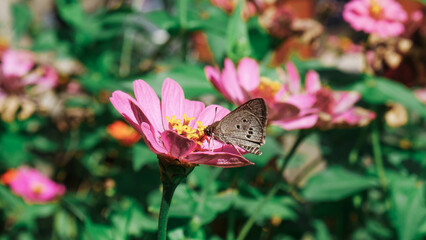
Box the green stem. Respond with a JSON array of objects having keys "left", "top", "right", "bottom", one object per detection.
[
  {"left": 118, "top": 0, "right": 145, "bottom": 78},
  {"left": 236, "top": 184, "right": 281, "bottom": 240},
  {"left": 158, "top": 183, "right": 178, "bottom": 240},
  {"left": 226, "top": 207, "right": 236, "bottom": 240},
  {"left": 349, "top": 127, "right": 368, "bottom": 165},
  {"left": 236, "top": 131, "right": 308, "bottom": 240},
  {"left": 157, "top": 157, "right": 194, "bottom": 240},
  {"left": 371, "top": 119, "right": 387, "bottom": 189}
]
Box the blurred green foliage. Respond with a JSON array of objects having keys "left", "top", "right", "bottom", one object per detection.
[{"left": 1, "top": 0, "right": 426, "bottom": 240}]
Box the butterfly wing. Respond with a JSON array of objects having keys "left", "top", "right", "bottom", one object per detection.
[{"left": 214, "top": 98, "right": 267, "bottom": 155}]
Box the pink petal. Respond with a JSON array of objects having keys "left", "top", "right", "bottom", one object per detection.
[
  {"left": 271, "top": 114, "right": 318, "bottom": 130},
  {"left": 141, "top": 122, "right": 167, "bottom": 155},
  {"left": 285, "top": 62, "right": 301, "bottom": 94},
  {"left": 269, "top": 102, "right": 300, "bottom": 121},
  {"left": 333, "top": 109, "right": 360, "bottom": 125},
  {"left": 184, "top": 152, "right": 254, "bottom": 168},
  {"left": 161, "top": 78, "right": 184, "bottom": 130},
  {"left": 37, "top": 66, "right": 58, "bottom": 90},
  {"left": 333, "top": 91, "right": 360, "bottom": 115},
  {"left": 237, "top": 57, "right": 260, "bottom": 92},
  {"left": 221, "top": 59, "right": 247, "bottom": 105},
  {"left": 1, "top": 50, "right": 34, "bottom": 78},
  {"left": 184, "top": 99, "right": 205, "bottom": 128},
  {"left": 205, "top": 66, "right": 231, "bottom": 100},
  {"left": 274, "top": 84, "right": 288, "bottom": 101},
  {"left": 133, "top": 80, "right": 163, "bottom": 132},
  {"left": 305, "top": 70, "right": 321, "bottom": 93},
  {"left": 110, "top": 91, "right": 146, "bottom": 134},
  {"left": 285, "top": 94, "right": 317, "bottom": 109},
  {"left": 161, "top": 130, "right": 198, "bottom": 159},
  {"left": 197, "top": 104, "right": 230, "bottom": 126}
]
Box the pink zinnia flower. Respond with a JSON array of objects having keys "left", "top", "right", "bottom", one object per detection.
[
  {"left": 205, "top": 57, "right": 318, "bottom": 130},
  {"left": 0, "top": 49, "right": 59, "bottom": 121},
  {"left": 110, "top": 78, "right": 253, "bottom": 168},
  {"left": 282, "top": 62, "right": 376, "bottom": 129},
  {"left": 205, "top": 58, "right": 375, "bottom": 130},
  {"left": 343, "top": 0, "right": 408, "bottom": 37},
  {"left": 0, "top": 49, "right": 58, "bottom": 94},
  {"left": 1, "top": 167, "right": 66, "bottom": 203}
]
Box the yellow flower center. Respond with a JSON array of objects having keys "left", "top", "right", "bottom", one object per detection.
[
  {"left": 165, "top": 113, "right": 207, "bottom": 145},
  {"left": 370, "top": 0, "right": 383, "bottom": 18},
  {"left": 31, "top": 182, "right": 44, "bottom": 195},
  {"left": 254, "top": 77, "right": 282, "bottom": 100}
]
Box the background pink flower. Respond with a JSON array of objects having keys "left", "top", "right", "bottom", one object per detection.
[
  {"left": 0, "top": 49, "right": 58, "bottom": 96},
  {"left": 110, "top": 78, "right": 253, "bottom": 168},
  {"left": 205, "top": 57, "right": 318, "bottom": 130},
  {"left": 282, "top": 62, "right": 376, "bottom": 129},
  {"left": 343, "top": 0, "right": 408, "bottom": 37},
  {"left": 205, "top": 59, "right": 375, "bottom": 130},
  {"left": 3, "top": 167, "right": 66, "bottom": 203}
]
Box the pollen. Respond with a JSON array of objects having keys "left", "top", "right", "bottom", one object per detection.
[
  {"left": 166, "top": 114, "right": 207, "bottom": 145},
  {"left": 253, "top": 77, "right": 282, "bottom": 101},
  {"left": 370, "top": 0, "right": 383, "bottom": 18},
  {"left": 31, "top": 183, "right": 45, "bottom": 195}
]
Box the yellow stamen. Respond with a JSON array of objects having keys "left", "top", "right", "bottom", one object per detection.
[
  {"left": 31, "top": 183, "right": 44, "bottom": 195},
  {"left": 166, "top": 114, "right": 207, "bottom": 145},
  {"left": 183, "top": 113, "right": 195, "bottom": 125},
  {"left": 254, "top": 77, "right": 283, "bottom": 101},
  {"left": 370, "top": 0, "right": 383, "bottom": 18}
]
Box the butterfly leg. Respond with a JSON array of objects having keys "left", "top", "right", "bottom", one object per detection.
[
  {"left": 210, "top": 133, "right": 215, "bottom": 152},
  {"left": 230, "top": 143, "right": 243, "bottom": 157}
]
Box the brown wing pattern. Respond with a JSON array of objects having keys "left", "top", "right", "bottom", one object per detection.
[{"left": 213, "top": 98, "right": 267, "bottom": 155}]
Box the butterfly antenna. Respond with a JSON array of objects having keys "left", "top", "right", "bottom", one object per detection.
[
  {"left": 213, "top": 107, "right": 218, "bottom": 122},
  {"left": 209, "top": 107, "right": 219, "bottom": 152}
]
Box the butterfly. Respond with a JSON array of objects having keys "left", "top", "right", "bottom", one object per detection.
[{"left": 204, "top": 98, "right": 267, "bottom": 155}]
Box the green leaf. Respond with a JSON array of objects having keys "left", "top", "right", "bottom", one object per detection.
[
  {"left": 178, "top": 0, "right": 189, "bottom": 29},
  {"left": 54, "top": 210, "right": 78, "bottom": 239},
  {"left": 302, "top": 167, "right": 378, "bottom": 201},
  {"left": 132, "top": 143, "right": 157, "bottom": 171},
  {"left": 352, "top": 76, "right": 426, "bottom": 118},
  {"left": 414, "top": 0, "right": 426, "bottom": 5},
  {"left": 388, "top": 173, "right": 426, "bottom": 240},
  {"left": 127, "top": 203, "right": 157, "bottom": 235},
  {"left": 11, "top": 2, "right": 32, "bottom": 41},
  {"left": 0, "top": 132, "right": 30, "bottom": 167},
  {"left": 226, "top": 0, "right": 251, "bottom": 61},
  {"left": 122, "top": 61, "right": 218, "bottom": 98},
  {"left": 314, "top": 220, "right": 332, "bottom": 240},
  {"left": 234, "top": 195, "right": 297, "bottom": 222},
  {"left": 83, "top": 218, "right": 113, "bottom": 240},
  {"left": 30, "top": 135, "right": 58, "bottom": 152},
  {"left": 205, "top": 30, "right": 227, "bottom": 63},
  {"left": 168, "top": 228, "right": 186, "bottom": 240},
  {"left": 245, "top": 135, "right": 282, "bottom": 167},
  {"left": 143, "top": 11, "right": 179, "bottom": 32}
]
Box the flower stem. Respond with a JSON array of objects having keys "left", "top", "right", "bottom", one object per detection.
[
  {"left": 371, "top": 119, "right": 387, "bottom": 189},
  {"left": 158, "top": 182, "right": 178, "bottom": 240},
  {"left": 236, "top": 130, "right": 308, "bottom": 240},
  {"left": 157, "top": 157, "right": 194, "bottom": 240}
]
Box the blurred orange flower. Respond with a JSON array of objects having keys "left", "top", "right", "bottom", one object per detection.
[
  {"left": 1, "top": 169, "right": 17, "bottom": 185},
  {"left": 107, "top": 120, "right": 141, "bottom": 146}
]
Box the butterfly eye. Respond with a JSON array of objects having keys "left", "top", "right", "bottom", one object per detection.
[
  {"left": 236, "top": 125, "right": 241, "bottom": 129},
  {"left": 249, "top": 127, "right": 253, "bottom": 130},
  {"left": 248, "top": 131, "right": 254, "bottom": 134},
  {"left": 246, "top": 135, "right": 252, "bottom": 138},
  {"left": 243, "top": 119, "right": 248, "bottom": 122}
]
